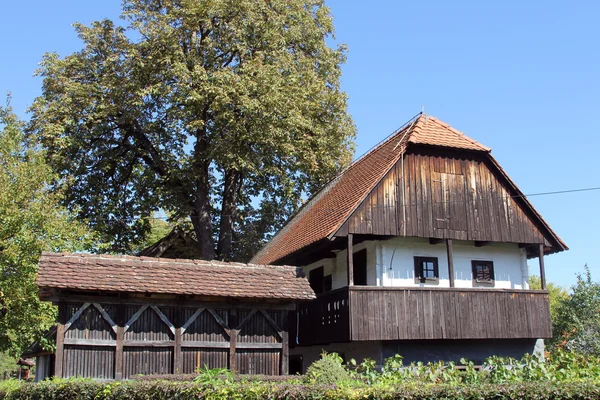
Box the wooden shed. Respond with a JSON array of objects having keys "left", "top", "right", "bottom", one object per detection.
[{"left": 37, "top": 252, "right": 315, "bottom": 379}]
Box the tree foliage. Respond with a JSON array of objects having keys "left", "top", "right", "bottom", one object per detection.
[
  {"left": 0, "top": 102, "right": 93, "bottom": 356},
  {"left": 551, "top": 265, "right": 600, "bottom": 355},
  {"left": 528, "top": 275, "right": 568, "bottom": 324},
  {"left": 29, "top": 0, "right": 356, "bottom": 261}
]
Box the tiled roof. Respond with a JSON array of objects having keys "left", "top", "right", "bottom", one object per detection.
[
  {"left": 250, "top": 114, "right": 492, "bottom": 265},
  {"left": 37, "top": 252, "right": 315, "bottom": 301},
  {"left": 409, "top": 115, "right": 491, "bottom": 151}
]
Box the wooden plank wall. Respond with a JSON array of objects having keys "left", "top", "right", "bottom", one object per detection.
[
  {"left": 297, "top": 288, "right": 350, "bottom": 346},
  {"left": 349, "top": 287, "right": 552, "bottom": 341},
  {"left": 338, "top": 148, "right": 549, "bottom": 246},
  {"left": 57, "top": 301, "right": 290, "bottom": 379}
]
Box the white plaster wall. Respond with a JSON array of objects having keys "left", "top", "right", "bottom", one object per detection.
[
  {"left": 301, "top": 237, "right": 529, "bottom": 290},
  {"left": 378, "top": 237, "right": 528, "bottom": 289},
  {"left": 302, "top": 257, "right": 336, "bottom": 287}
]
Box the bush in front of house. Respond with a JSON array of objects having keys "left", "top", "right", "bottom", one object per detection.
[
  {"left": 1, "top": 379, "right": 600, "bottom": 400},
  {"left": 303, "top": 352, "right": 351, "bottom": 385}
]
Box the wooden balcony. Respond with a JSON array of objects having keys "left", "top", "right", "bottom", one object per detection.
[{"left": 295, "top": 286, "right": 552, "bottom": 346}]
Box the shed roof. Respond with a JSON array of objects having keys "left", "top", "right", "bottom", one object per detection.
[
  {"left": 37, "top": 252, "right": 315, "bottom": 301},
  {"left": 251, "top": 113, "right": 566, "bottom": 265}
]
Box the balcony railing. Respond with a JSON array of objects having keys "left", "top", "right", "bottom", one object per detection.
[{"left": 295, "top": 286, "right": 551, "bottom": 346}]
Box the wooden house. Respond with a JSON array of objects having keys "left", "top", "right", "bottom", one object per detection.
[
  {"left": 35, "top": 253, "right": 314, "bottom": 379},
  {"left": 251, "top": 113, "right": 567, "bottom": 370}
]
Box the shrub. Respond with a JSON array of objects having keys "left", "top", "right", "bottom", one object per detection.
[
  {"left": 1, "top": 380, "right": 600, "bottom": 399},
  {"left": 304, "top": 352, "right": 351, "bottom": 385}
]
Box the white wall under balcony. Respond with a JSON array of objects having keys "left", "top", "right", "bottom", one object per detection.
[{"left": 301, "top": 237, "right": 530, "bottom": 290}]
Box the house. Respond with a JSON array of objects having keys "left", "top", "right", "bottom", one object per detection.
[
  {"left": 137, "top": 227, "right": 202, "bottom": 259},
  {"left": 250, "top": 113, "right": 567, "bottom": 370},
  {"left": 34, "top": 252, "right": 314, "bottom": 379}
]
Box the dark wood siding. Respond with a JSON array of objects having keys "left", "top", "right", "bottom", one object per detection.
[
  {"left": 182, "top": 348, "right": 228, "bottom": 373},
  {"left": 349, "top": 287, "right": 552, "bottom": 341},
  {"left": 55, "top": 300, "right": 293, "bottom": 379},
  {"left": 297, "top": 287, "right": 552, "bottom": 346},
  {"left": 123, "top": 347, "right": 172, "bottom": 379},
  {"left": 63, "top": 345, "right": 114, "bottom": 379},
  {"left": 338, "top": 148, "right": 550, "bottom": 246},
  {"left": 296, "top": 288, "right": 351, "bottom": 345}
]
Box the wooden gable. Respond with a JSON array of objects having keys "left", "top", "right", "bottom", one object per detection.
[{"left": 335, "top": 146, "right": 553, "bottom": 248}]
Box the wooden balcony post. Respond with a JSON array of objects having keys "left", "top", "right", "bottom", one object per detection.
[
  {"left": 539, "top": 244, "right": 546, "bottom": 290},
  {"left": 347, "top": 234, "right": 354, "bottom": 286},
  {"left": 446, "top": 239, "right": 455, "bottom": 287}
]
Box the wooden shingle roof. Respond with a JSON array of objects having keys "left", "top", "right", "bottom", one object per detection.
[
  {"left": 251, "top": 113, "right": 566, "bottom": 265},
  {"left": 37, "top": 252, "right": 315, "bottom": 301}
]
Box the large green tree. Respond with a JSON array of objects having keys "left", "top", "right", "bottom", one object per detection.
[
  {"left": 29, "top": 0, "right": 356, "bottom": 260},
  {"left": 0, "top": 103, "right": 93, "bottom": 355},
  {"left": 551, "top": 265, "right": 600, "bottom": 355}
]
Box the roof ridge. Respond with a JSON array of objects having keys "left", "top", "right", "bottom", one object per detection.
[
  {"left": 41, "top": 252, "right": 301, "bottom": 272},
  {"left": 421, "top": 115, "right": 491, "bottom": 152}
]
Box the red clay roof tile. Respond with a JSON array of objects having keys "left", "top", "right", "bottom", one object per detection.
[
  {"left": 251, "top": 113, "right": 493, "bottom": 265},
  {"left": 37, "top": 252, "right": 315, "bottom": 301}
]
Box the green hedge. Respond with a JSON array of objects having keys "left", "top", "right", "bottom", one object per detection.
[{"left": 2, "top": 380, "right": 600, "bottom": 400}]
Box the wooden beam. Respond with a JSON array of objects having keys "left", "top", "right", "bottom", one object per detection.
[
  {"left": 64, "top": 302, "right": 91, "bottom": 331},
  {"left": 181, "top": 308, "right": 205, "bottom": 333},
  {"left": 124, "top": 305, "right": 149, "bottom": 332},
  {"left": 54, "top": 302, "right": 65, "bottom": 378},
  {"left": 180, "top": 341, "right": 282, "bottom": 349},
  {"left": 114, "top": 304, "right": 124, "bottom": 380},
  {"left": 63, "top": 338, "right": 117, "bottom": 346},
  {"left": 150, "top": 305, "right": 176, "bottom": 336},
  {"left": 123, "top": 340, "right": 175, "bottom": 347},
  {"left": 229, "top": 309, "right": 237, "bottom": 372},
  {"left": 429, "top": 238, "right": 444, "bottom": 245},
  {"left": 539, "top": 244, "right": 546, "bottom": 290},
  {"left": 474, "top": 241, "right": 491, "bottom": 247},
  {"left": 259, "top": 309, "right": 283, "bottom": 339},
  {"left": 347, "top": 234, "right": 354, "bottom": 286},
  {"left": 174, "top": 306, "right": 182, "bottom": 374},
  {"left": 50, "top": 295, "right": 296, "bottom": 310},
  {"left": 446, "top": 239, "right": 455, "bottom": 288},
  {"left": 280, "top": 311, "right": 289, "bottom": 375},
  {"left": 92, "top": 303, "right": 118, "bottom": 334}
]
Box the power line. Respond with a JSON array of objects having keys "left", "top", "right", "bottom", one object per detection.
[{"left": 143, "top": 185, "right": 600, "bottom": 220}]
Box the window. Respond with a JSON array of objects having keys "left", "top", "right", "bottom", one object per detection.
[
  {"left": 414, "top": 257, "right": 439, "bottom": 283},
  {"left": 472, "top": 260, "right": 494, "bottom": 286},
  {"left": 324, "top": 275, "right": 332, "bottom": 292},
  {"left": 353, "top": 249, "right": 368, "bottom": 286},
  {"left": 309, "top": 267, "right": 324, "bottom": 294}
]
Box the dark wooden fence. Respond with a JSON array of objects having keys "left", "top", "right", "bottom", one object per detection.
[
  {"left": 297, "top": 287, "right": 551, "bottom": 346},
  {"left": 56, "top": 300, "right": 290, "bottom": 379}
]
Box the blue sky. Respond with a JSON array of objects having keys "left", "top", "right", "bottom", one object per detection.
[{"left": 1, "top": 1, "right": 598, "bottom": 289}]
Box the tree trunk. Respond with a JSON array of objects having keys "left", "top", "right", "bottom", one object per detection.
[
  {"left": 189, "top": 165, "right": 215, "bottom": 260},
  {"left": 216, "top": 170, "right": 241, "bottom": 261}
]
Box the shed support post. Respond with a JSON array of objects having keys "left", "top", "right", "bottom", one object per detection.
[
  {"left": 114, "top": 304, "right": 125, "bottom": 380},
  {"left": 174, "top": 305, "right": 182, "bottom": 374},
  {"left": 229, "top": 309, "right": 238, "bottom": 372},
  {"left": 54, "top": 302, "right": 65, "bottom": 378},
  {"left": 446, "top": 239, "right": 455, "bottom": 287},
  {"left": 347, "top": 234, "right": 354, "bottom": 286},
  {"left": 539, "top": 244, "right": 546, "bottom": 290},
  {"left": 280, "top": 311, "right": 289, "bottom": 375}
]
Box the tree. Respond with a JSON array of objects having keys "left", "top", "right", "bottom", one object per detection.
[
  {"left": 0, "top": 102, "right": 93, "bottom": 356},
  {"left": 551, "top": 265, "right": 600, "bottom": 355},
  {"left": 29, "top": 0, "right": 356, "bottom": 261}
]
